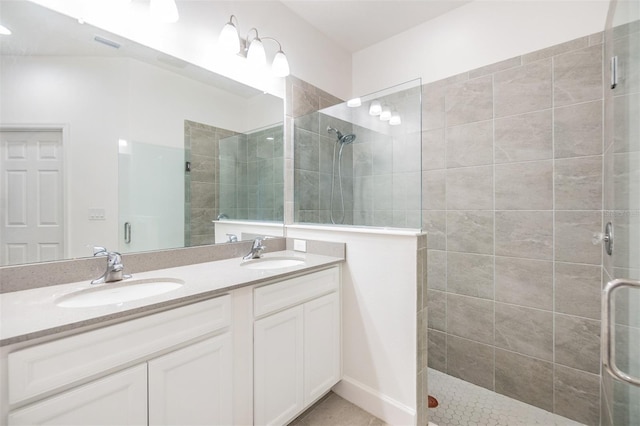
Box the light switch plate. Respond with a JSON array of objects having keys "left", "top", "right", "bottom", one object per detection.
[
  {"left": 88, "top": 208, "right": 106, "bottom": 220},
  {"left": 293, "top": 239, "right": 307, "bottom": 252}
]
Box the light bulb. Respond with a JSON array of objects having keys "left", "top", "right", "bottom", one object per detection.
[
  {"left": 369, "top": 100, "right": 382, "bottom": 116},
  {"left": 389, "top": 112, "right": 402, "bottom": 126},
  {"left": 347, "top": 98, "right": 361, "bottom": 108},
  {"left": 150, "top": 0, "right": 179, "bottom": 23},
  {"left": 380, "top": 106, "right": 392, "bottom": 121},
  {"left": 0, "top": 24, "right": 11, "bottom": 35},
  {"left": 272, "top": 50, "right": 290, "bottom": 77},
  {"left": 219, "top": 20, "right": 240, "bottom": 54},
  {"left": 247, "top": 38, "right": 266, "bottom": 67}
]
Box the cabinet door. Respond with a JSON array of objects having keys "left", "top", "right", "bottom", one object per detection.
[
  {"left": 8, "top": 365, "right": 147, "bottom": 426},
  {"left": 304, "top": 292, "right": 341, "bottom": 405},
  {"left": 148, "top": 333, "right": 233, "bottom": 426},
  {"left": 254, "top": 306, "right": 304, "bottom": 426}
]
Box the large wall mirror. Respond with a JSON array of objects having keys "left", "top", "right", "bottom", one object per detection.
[{"left": 0, "top": 1, "right": 285, "bottom": 267}]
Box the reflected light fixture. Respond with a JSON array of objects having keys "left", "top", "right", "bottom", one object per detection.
[
  {"left": 347, "top": 98, "right": 361, "bottom": 108},
  {"left": 389, "top": 110, "right": 402, "bottom": 126},
  {"left": 0, "top": 24, "right": 11, "bottom": 35},
  {"left": 379, "top": 105, "right": 392, "bottom": 121},
  {"left": 369, "top": 100, "right": 382, "bottom": 116},
  {"left": 150, "top": 0, "right": 179, "bottom": 23},
  {"left": 219, "top": 15, "right": 290, "bottom": 77}
]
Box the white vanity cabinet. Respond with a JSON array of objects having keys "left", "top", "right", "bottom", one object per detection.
[
  {"left": 8, "top": 364, "right": 148, "bottom": 425},
  {"left": 148, "top": 333, "right": 233, "bottom": 425},
  {"left": 253, "top": 267, "right": 341, "bottom": 426},
  {"left": 6, "top": 295, "right": 232, "bottom": 426}
]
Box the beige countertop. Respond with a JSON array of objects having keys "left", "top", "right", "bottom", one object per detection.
[{"left": 0, "top": 251, "right": 343, "bottom": 347}]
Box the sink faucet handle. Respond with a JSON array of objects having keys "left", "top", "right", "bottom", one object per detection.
[
  {"left": 93, "top": 246, "right": 108, "bottom": 256},
  {"left": 242, "top": 237, "right": 266, "bottom": 261},
  {"left": 252, "top": 237, "right": 265, "bottom": 249},
  {"left": 107, "top": 251, "right": 122, "bottom": 264}
]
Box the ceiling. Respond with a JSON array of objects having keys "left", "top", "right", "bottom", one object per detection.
[{"left": 279, "top": 0, "right": 473, "bottom": 52}]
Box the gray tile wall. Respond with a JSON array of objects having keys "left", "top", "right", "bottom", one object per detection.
[
  {"left": 284, "top": 76, "right": 343, "bottom": 225},
  {"left": 292, "top": 90, "right": 422, "bottom": 228},
  {"left": 423, "top": 32, "right": 605, "bottom": 425},
  {"left": 184, "top": 120, "right": 236, "bottom": 246},
  {"left": 219, "top": 125, "right": 284, "bottom": 222},
  {"left": 293, "top": 112, "right": 355, "bottom": 224},
  {"left": 417, "top": 233, "right": 428, "bottom": 426}
]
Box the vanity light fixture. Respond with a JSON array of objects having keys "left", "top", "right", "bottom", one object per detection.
[
  {"left": 219, "top": 15, "right": 290, "bottom": 77},
  {"left": 219, "top": 15, "right": 241, "bottom": 54},
  {"left": 379, "top": 105, "right": 392, "bottom": 121},
  {"left": 0, "top": 24, "right": 11, "bottom": 35},
  {"left": 150, "top": 0, "right": 179, "bottom": 23},
  {"left": 246, "top": 28, "right": 266, "bottom": 67},
  {"left": 389, "top": 110, "right": 402, "bottom": 126},
  {"left": 347, "top": 98, "right": 361, "bottom": 108},
  {"left": 369, "top": 100, "right": 382, "bottom": 116}
]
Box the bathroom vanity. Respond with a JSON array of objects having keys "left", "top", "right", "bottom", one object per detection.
[{"left": 0, "top": 251, "right": 343, "bottom": 426}]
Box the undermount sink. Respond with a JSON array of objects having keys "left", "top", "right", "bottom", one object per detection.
[
  {"left": 56, "top": 278, "right": 185, "bottom": 308},
  {"left": 241, "top": 257, "right": 305, "bottom": 270}
]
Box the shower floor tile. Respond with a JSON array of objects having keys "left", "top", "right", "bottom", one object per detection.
[{"left": 428, "top": 369, "right": 584, "bottom": 426}]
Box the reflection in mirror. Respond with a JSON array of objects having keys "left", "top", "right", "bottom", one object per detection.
[
  {"left": 293, "top": 79, "right": 422, "bottom": 229},
  {"left": 0, "top": 1, "right": 284, "bottom": 266}
]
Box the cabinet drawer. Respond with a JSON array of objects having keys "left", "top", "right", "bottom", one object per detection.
[
  {"left": 254, "top": 267, "right": 339, "bottom": 318},
  {"left": 8, "top": 295, "right": 230, "bottom": 405}
]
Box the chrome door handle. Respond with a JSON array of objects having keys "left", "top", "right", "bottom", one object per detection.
[
  {"left": 602, "top": 278, "right": 640, "bottom": 387},
  {"left": 124, "top": 222, "right": 132, "bottom": 244}
]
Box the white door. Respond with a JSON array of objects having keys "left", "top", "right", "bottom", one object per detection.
[
  {"left": 148, "top": 334, "right": 233, "bottom": 426},
  {"left": 0, "top": 130, "right": 64, "bottom": 265},
  {"left": 304, "top": 292, "right": 341, "bottom": 405},
  {"left": 254, "top": 306, "right": 304, "bottom": 426},
  {"left": 8, "top": 365, "right": 147, "bottom": 426}
]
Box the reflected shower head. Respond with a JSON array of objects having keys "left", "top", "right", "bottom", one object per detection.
[{"left": 327, "top": 126, "right": 356, "bottom": 145}]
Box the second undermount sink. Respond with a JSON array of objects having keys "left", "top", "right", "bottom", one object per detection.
[
  {"left": 56, "top": 278, "right": 185, "bottom": 308},
  {"left": 241, "top": 256, "right": 306, "bottom": 270}
]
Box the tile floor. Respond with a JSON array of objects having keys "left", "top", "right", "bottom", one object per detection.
[
  {"left": 289, "top": 392, "right": 386, "bottom": 426},
  {"left": 428, "top": 369, "right": 585, "bottom": 426},
  {"left": 290, "top": 370, "right": 587, "bottom": 426}
]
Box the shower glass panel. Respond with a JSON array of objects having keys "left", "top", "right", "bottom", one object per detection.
[
  {"left": 218, "top": 123, "right": 284, "bottom": 222},
  {"left": 118, "top": 141, "right": 184, "bottom": 253},
  {"left": 294, "top": 79, "right": 422, "bottom": 229},
  {"left": 603, "top": 1, "right": 640, "bottom": 425}
]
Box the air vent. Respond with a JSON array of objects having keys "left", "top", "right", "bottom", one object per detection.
[{"left": 94, "top": 35, "right": 121, "bottom": 49}]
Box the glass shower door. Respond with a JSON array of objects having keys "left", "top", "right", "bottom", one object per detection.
[
  {"left": 602, "top": 1, "right": 640, "bottom": 424},
  {"left": 118, "top": 141, "right": 185, "bottom": 253}
]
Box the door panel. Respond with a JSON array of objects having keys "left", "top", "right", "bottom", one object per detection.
[
  {"left": 603, "top": 3, "right": 640, "bottom": 425},
  {"left": 1, "top": 130, "right": 64, "bottom": 265}
]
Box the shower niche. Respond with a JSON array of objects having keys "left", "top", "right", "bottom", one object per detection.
[{"left": 293, "top": 79, "right": 422, "bottom": 229}]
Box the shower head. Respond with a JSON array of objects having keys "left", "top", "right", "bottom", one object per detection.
[{"left": 327, "top": 126, "right": 356, "bottom": 145}]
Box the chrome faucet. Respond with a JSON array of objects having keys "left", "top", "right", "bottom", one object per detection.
[
  {"left": 242, "top": 237, "right": 265, "bottom": 261},
  {"left": 91, "top": 246, "right": 131, "bottom": 284},
  {"left": 226, "top": 233, "right": 238, "bottom": 243}
]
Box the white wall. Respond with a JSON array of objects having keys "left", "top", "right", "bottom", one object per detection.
[
  {"left": 352, "top": 0, "right": 609, "bottom": 95},
  {"left": 285, "top": 226, "right": 419, "bottom": 425},
  {"left": 0, "top": 55, "right": 271, "bottom": 258},
  {"left": 31, "top": 0, "right": 353, "bottom": 101}
]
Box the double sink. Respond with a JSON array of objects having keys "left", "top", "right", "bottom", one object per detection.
[{"left": 55, "top": 256, "right": 306, "bottom": 308}]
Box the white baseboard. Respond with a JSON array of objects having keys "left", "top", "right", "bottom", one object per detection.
[{"left": 332, "top": 377, "right": 416, "bottom": 425}]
